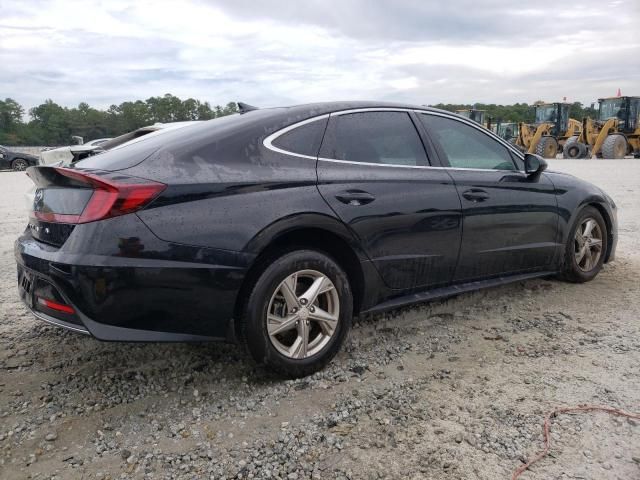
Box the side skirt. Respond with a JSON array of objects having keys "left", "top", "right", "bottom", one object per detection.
[{"left": 362, "top": 270, "right": 557, "bottom": 315}]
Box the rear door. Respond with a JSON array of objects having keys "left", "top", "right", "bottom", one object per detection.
[
  {"left": 418, "top": 112, "right": 560, "bottom": 281},
  {"left": 316, "top": 109, "right": 462, "bottom": 290}
]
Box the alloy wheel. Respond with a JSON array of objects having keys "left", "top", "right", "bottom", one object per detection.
[
  {"left": 266, "top": 269, "right": 339, "bottom": 359},
  {"left": 13, "top": 160, "right": 28, "bottom": 171},
  {"left": 574, "top": 218, "right": 603, "bottom": 272}
]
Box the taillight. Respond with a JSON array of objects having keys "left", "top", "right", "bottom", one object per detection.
[
  {"left": 32, "top": 168, "right": 166, "bottom": 224},
  {"left": 37, "top": 297, "right": 75, "bottom": 314}
]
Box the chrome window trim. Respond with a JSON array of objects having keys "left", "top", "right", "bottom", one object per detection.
[
  {"left": 262, "top": 114, "right": 330, "bottom": 160},
  {"left": 262, "top": 107, "right": 526, "bottom": 173}
]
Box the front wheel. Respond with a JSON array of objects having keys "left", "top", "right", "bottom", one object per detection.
[
  {"left": 560, "top": 207, "right": 608, "bottom": 283},
  {"left": 12, "top": 158, "right": 29, "bottom": 171},
  {"left": 240, "top": 249, "right": 352, "bottom": 377}
]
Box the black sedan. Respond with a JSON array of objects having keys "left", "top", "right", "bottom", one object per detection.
[
  {"left": 15, "top": 102, "right": 617, "bottom": 377},
  {"left": 1, "top": 145, "right": 39, "bottom": 171}
]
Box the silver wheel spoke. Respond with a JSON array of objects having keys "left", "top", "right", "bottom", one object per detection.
[
  {"left": 299, "top": 275, "right": 328, "bottom": 306},
  {"left": 590, "top": 239, "right": 602, "bottom": 249},
  {"left": 575, "top": 246, "right": 586, "bottom": 264},
  {"left": 309, "top": 306, "right": 338, "bottom": 334},
  {"left": 583, "top": 219, "right": 596, "bottom": 238},
  {"left": 280, "top": 274, "right": 300, "bottom": 310},
  {"left": 290, "top": 321, "right": 309, "bottom": 359},
  {"left": 583, "top": 248, "right": 593, "bottom": 270},
  {"left": 268, "top": 313, "right": 299, "bottom": 336}
]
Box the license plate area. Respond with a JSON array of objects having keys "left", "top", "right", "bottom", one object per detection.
[{"left": 18, "top": 266, "right": 34, "bottom": 308}]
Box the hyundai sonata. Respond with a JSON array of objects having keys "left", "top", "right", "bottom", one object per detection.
[{"left": 15, "top": 102, "right": 617, "bottom": 377}]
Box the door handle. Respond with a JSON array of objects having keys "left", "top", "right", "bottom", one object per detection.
[
  {"left": 335, "top": 190, "right": 376, "bottom": 206},
  {"left": 461, "top": 189, "right": 490, "bottom": 202}
]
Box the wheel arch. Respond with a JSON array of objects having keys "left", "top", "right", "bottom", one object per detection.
[{"left": 234, "top": 215, "right": 370, "bottom": 334}]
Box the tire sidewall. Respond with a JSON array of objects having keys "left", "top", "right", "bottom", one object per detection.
[
  {"left": 242, "top": 249, "right": 352, "bottom": 377},
  {"left": 564, "top": 207, "right": 608, "bottom": 282}
]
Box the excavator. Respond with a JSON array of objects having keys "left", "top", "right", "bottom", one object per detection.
[
  {"left": 564, "top": 96, "right": 640, "bottom": 159},
  {"left": 516, "top": 103, "right": 581, "bottom": 158}
]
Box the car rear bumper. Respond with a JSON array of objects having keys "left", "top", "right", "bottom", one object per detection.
[{"left": 15, "top": 221, "right": 251, "bottom": 342}]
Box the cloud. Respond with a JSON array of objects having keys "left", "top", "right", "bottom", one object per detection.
[{"left": 0, "top": 0, "right": 638, "bottom": 112}]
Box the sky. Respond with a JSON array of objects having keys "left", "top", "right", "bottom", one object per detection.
[{"left": 1, "top": 0, "right": 639, "bottom": 111}]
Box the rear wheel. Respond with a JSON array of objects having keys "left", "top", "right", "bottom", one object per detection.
[
  {"left": 240, "top": 249, "right": 352, "bottom": 377},
  {"left": 560, "top": 207, "right": 607, "bottom": 283},
  {"left": 535, "top": 136, "right": 558, "bottom": 158},
  {"left": 11, "top": 158, "right": 28, "bottom": 171},
  {"left": 601, "top": 134, "right": 627, "bottom": 159}
]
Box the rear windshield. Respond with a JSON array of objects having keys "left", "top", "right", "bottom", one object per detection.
[{"left": 75, "top": 111, "right": 281, "bottom": 171}]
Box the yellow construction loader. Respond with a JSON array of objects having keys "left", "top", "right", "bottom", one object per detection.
[
  {"left": 564, "top": 96, "right": 640, "bottom": 159},
  {"left": 516, "top": 103, "right": 581, "bottom": 158}
]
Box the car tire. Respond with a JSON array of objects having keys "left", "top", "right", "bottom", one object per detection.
[
  {"left": 560, "top": 206, "right": 608, "bottom": 283},
  {"left": 240, "top": 249, "right": 352, "bottom": 378},
  {"left": 12, "top": 158, "right": 29, "bottom": 171}
]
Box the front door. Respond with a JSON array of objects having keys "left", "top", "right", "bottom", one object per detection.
[
  {"left": 418, "top": 112, "right": 560, "bottom": 281},
  {"left": 316, "top": 110, "right": 462, "bottom": 290}
]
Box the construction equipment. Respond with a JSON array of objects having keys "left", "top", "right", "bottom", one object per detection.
[
  {"left": 456, "top": 109, "right": 486, "bottom": 125},
  {"left": 564, "top": 96, "right": 640, "bottom": 159},
  {"left": 495, "top": 121, "right": 520, "bottom": 143},
  {"left": 516, "top": 103, "right": 581, "bottom": 158}
]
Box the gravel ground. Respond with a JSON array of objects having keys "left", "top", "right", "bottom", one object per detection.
[{"left": 1, "top": 160, "right": 639, "bottom": 480}]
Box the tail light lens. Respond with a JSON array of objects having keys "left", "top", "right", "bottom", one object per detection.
[{"left": 32, "top": 168, "right": 166, "bottom": 224}]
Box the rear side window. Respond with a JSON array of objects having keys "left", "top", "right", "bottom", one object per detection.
[
  {"left": 420, "top": 114, "right": 516, "bottom": 170},
  {"left": 271, "top": 117, "right": 328, "bottom": 157},
  {"left": 319, "top": 111, "right": 428, "bottom": 166}
]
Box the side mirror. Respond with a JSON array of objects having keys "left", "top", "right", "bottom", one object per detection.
[{"left": 524, "top": 153, "right": 548, "bottom": 176}]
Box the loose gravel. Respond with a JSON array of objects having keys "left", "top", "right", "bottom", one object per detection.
[{"left": 1, "top": 160, "right": 639, "bottom": 479}]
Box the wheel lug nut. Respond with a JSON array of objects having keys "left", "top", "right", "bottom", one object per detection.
[
  {"left": 310, "top": 306, "right": 315, "bottom": 312},
  {"left": 300, "top": 298, "right": 307, "bottom": 305}
]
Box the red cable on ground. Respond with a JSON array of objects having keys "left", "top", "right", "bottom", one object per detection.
[{"left": 512, "top": 405, "right": 640, "bottom": 480}]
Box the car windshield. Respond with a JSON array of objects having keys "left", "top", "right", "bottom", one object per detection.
[
  {"left": 535, "top": 105, "right": 556, "bottom": 123},
  {"left": 599, "top": 99, "right": 623, "bottom": 120}
]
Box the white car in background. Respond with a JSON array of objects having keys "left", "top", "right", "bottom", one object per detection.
[
  {"left": 39, "top": 122, "right": 199, "bottom": 167},
  {"left": 39, "top": 137, "right": 112, "bottom": 166},
  {"left": 27, "top": 121, "right": 200, "bottom": 211}
]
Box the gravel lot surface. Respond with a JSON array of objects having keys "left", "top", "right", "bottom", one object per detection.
[{"left": 1, "top": 160, "right": 639, "bottom": 479}]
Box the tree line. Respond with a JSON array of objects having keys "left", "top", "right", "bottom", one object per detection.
[
  {"left": 1, "top": 94, "right": 599, "bottom": 146},
  {"left": 0, "top": 94, "right": 238, "bottom": 146},
  {"left": 431, "top": 101, "right": 597, "bottom": 124}
]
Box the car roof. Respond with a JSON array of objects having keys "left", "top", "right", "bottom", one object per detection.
[{"left": 259, "top": 101, "right": 445, "bottom": 118}]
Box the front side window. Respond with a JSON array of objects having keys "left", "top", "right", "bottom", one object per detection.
[
  {"left": 420, "top": 114, "right": 516, "bottom": 171},
  {"left": 320, "top": 111, "right": 428, "bottom": 166}
]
